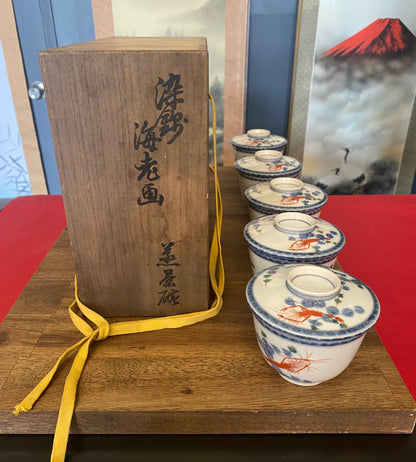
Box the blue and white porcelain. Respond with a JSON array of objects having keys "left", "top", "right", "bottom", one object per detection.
[
  {"left": 230, "top": 129, "right": 287, "bottom": 160},
  {"left": 244, "top": 212, "right": 345, "bottom": 274},
  {"left": 245, "top": 177, "right": 328, "bottom": 220},
  {"left": 235, "top": 150, "right": 302, "bottom": 195},
  {"left": 246, "top": 264, "right": 380, "bottom": 386}
]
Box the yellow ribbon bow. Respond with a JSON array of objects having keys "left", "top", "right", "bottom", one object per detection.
[{"left": 14, "top": 94, "right": 224, "bottom": 462}]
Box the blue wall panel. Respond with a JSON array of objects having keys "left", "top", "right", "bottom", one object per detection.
[
  {"left": 246, "top": 0, "right": 299, "bottom": 138},
  {"left": 51, "top": 0, "right": 95, "bottom": 47},
  {"left": 12, "top": 0, "right": 95, "bottom": 194}
]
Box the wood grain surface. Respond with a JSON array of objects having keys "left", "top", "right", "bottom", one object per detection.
[
  {"left": 39, "top": 37, "right": 209, "bottom": 317},
  {"left": 223, "top": 0, "right": 249, "bottom": 165},
  {"left": 0, "top": 168, "right": 415, "bottom": 435}
]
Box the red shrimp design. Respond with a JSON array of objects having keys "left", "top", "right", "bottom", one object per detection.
[
  {"left": 264, "top": 351, "right": 326, "bottom": 374},
  {"left": 274, "top": 305, "right": 345, "bottom": 325},
  {"left": 289, "top": 237, "right": 330, "bottom": 251},
  {"left": 267, "top": 163, "right": 285, "bottom": 172},
  {"left": 279, "top": 195, "right": 307, "bottom": 204}
]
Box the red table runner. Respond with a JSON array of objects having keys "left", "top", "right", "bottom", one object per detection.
[
  {"left": 1, "top": 194, "right": 415, "bottom": 400},
  {"left": 320, "top": 194, "right": 416, "bottom": 401},
  {"left": 0, "top": 196, "right": 66, "bottom": 322}
]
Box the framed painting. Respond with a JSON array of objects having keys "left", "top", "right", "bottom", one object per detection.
[
  {"left": 288, "top": 0, "right": 416, "bottom": 194},
  {"left": 93, "top": 0, "right": 250, "bottom": 165}
]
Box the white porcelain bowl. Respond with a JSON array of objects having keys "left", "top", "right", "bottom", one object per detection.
[
  {"left": 246, "top": 264, "right": 380, "bottom": 386},
  {"left": 244, "top": 212, "right": 345, "bottom": 274},
  {"left": 230, "top": 129, "right": 287, "bottom": 161},
  {"left": 235, "top": 150, "right": 302, "bottom": 196},
  {"left": 245, "top": 177, "right": 328, "bottom": 220}
]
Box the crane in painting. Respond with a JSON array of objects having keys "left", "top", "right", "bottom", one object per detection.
[{"left": 316, "top": 148, "right": 366, "bottom": 192}]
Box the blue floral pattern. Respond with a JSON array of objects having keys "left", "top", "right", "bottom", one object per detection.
[
  {"left": 280, "top": 189, "right": 323, "bottom": 207},
  {"left": 255, "top": 329, "right": 324, "bottom": 384},
  {"left": 245, "top": 181, "right": 329, "bottom": 216},
  {"left": 257, "top": 330, "right": 282, "bottom": 358},
  {"left": 235, "top": 155, "right": 302, "bottom": 180},
  {"left": 258, "top": 266, "right": 373, "bottom": 333},
  {"left": 248, "top": 265, "right": 380, "bottom": 344},
  {"left": 231, "top": 133, "right": 286, "bottom": 150},
  {"left": 246, "top": 215, "right": 344, "bottom": 261},
  {"left": 287, "top": 226, "right": 339, "bottom": 253}
]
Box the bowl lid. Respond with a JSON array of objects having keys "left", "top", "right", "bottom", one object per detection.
[
  {"left": 246, "top": 264, "right": 380, "bottom": 341},
  {"left": 245, "top": 178, "right": 328, "bottom": 213},
  {"left": 230, "top": 129, "right": 287, "bottom": 150},
  {"left": 244, "top": 212, "right": 345, "bottom": 261},
  {"left": 235, "top": 150, "right": 301, "bottom": 178}
]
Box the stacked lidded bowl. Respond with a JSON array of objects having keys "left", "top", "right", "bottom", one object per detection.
[
  {"left": 244, "top": 212, "right": 345, "bottom": 274},
  {"left": 228, "top": 128, "right": 380, "bottom": 387},
  {"left": 230, "top": 129, "right": 287, "bottom": 160},
  {"left": 246, "top": 264, "right": 380, "bottom": 386},
  {"left": 245, "top": 177, "right": 328, "bottom": 220},
  {"left": 235, "top": 150, "right": 302, "bottom": 196}
]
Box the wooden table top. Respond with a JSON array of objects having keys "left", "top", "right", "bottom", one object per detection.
[{"left": 0, "top": 168, "right": 415, "bottom": 435}]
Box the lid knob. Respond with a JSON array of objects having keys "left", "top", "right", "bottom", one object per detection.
[
  {"left": 254, "top": 150, "right": 283, "bottom": 162},
  {"left": 274, "top": 212, "right": 316, "bottom": 234},
  {"left": 270, "top": 177, "right": 303, "bottom": 194},
  {"left": 247, "top": 129, "right": 271, "bottom": 139},
  {"left": 286, "top": 265, "right": 341, "bottom": 300}
]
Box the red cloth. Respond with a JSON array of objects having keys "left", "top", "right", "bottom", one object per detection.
[
  {"left": 321, "top": 195, "right": 416, "bottom": 400},
  {"left": 0, "top": 195, "right": 67, "bottom": 323},
  {"left": 0, "top": 194, "right": 415, "bottom": 401}
]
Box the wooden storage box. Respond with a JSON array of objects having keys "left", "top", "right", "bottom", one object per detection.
[{"left": 39, "top": 37, "right": 209, "bottom": 317}]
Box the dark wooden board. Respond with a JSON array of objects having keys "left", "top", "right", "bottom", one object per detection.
[{"left": 0, "top": 168, "right": 415, "bottom": 435}]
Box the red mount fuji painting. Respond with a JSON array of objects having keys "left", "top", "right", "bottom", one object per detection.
[{"left": 324, "top": 18, "right": 416, "bottom": 57}]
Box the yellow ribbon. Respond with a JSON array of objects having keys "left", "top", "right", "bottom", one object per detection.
[{"left": 14, "top": 94, "right": 224, "bottom": 462}]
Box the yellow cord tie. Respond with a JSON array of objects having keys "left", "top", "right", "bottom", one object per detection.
[{"left": 14, "top": 94, "right": 224, "bottom": 462}]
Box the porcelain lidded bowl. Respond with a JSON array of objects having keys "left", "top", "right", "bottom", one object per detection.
[
  {"left": 244, "top": 177, "right": 328, "bottom": 220},
  {"left": 246, "top": 264, "right": 380, "bottom": 386},
  {"left": 244, "top": 212, "right": 345, "bottom": 274},
  {"left": 230, "top": 129, "right": 287, "bottom": 161},
  {"left": 234, "top": 150, "right": 302, "bottom": 196}
]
